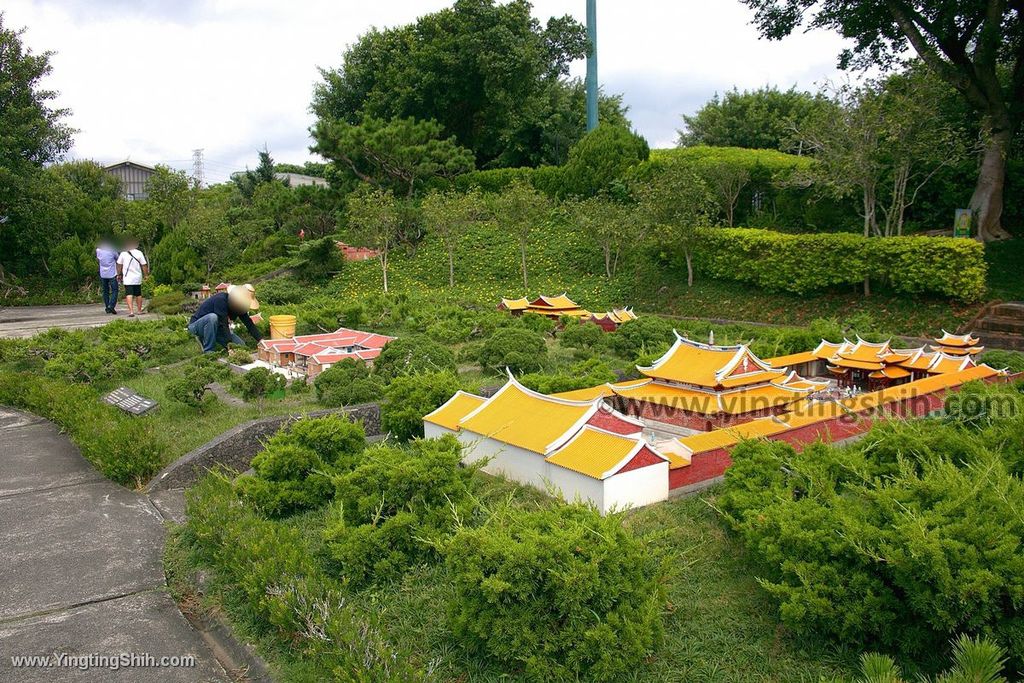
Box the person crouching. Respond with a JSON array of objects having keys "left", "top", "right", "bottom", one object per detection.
[{"left": 187, "top": 283, "right": 263, "bottom": 353}]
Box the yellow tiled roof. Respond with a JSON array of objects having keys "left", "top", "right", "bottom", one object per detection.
[
  {"left": 552, "top": 379, "right": 649, "bottom": 401},
  {"left": 638, "top": 335, "right": 777, "bottom": 388},
  {"left": 935, "top": 330, "right": 979, "bottom": 348},
  {"left": 500, "top": 297, "right": 530, "bottom": 310},
  {"left": 534, "top": 293, "right": 579, "bottom": 309},
  {"left": 423, "top": 391, "right": 486, "bottom": 430},
  {"left": 612, "top": 379, "right": 806, "bottom": 415},
  {"left": 458, "top": 379, "right": 595, "bottom": 454},
  {"left": 812, "top": 340, "right": 849, "bottom": 359},
  {"left": 930, "top": 344, "right": 984, "bottom": 356},
  {"left": 869, "top": 366, "right": 911, "bottom": 380},
  {"left": 545, "top": 426, "right": 658, "bottom": 480},
  {"left": 928, "top": 354, "right": 974, "bottom": 374}
]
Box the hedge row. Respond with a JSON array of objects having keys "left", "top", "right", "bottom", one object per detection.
[
  {"left": 0, "top": 371, "right": 165, "bottom": 485},
  {"left": 452, "top": 164, "right": 565, "bottom": 197},
  {"left": 693, "top": 228, "right": 987, "bottom": 301}
]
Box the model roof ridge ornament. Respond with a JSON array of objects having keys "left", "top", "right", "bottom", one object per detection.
[{"left": 936, "top": 329, "right": 980, "bottom": 346}]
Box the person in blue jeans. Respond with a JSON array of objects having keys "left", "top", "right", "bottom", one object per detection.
[
  {"left": 95, "top": 240, "right": 119, "bottom": 314},
  {"left": 188, "top": 284, "right": 263, "bottom": 353}
]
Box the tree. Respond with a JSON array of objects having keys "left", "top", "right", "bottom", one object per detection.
[
  {"left": 373, "top": 335, "right": 457, "bottom": 381},
  {"left": 310, "top": 0, "right": 628, "bottom": 168},
  {"left": 477, "top": 326, "right": 548, "bottom": 374},
  {"left": 633, "top": 162, "right": 714, "bottom": 287},
  {"left": 0, "top": 12, "right": 74, "bottom": 278},
  {"left": 145, "top": 165, "right": 194, "bottom": 232},
  {"left": 488, "top": 181, "right": 550, "bottom": 291},
  {"left": 740, "top": 0, "right": 1023, "bottom": 241},
  {"left": 677, "top": 86, "right": 830, "bottom": 151},
  {"left": 311, "top": 116, "right": 474, "bottom": 198},
  {"left": 380, "top": 372, "right": 461, "bottom": 441},
  {"left": 232, "top": 148, "right": 279, "bottom": 201},
  {"left": 562, "top": 197, "right": 635, "bottom": 278},
  {"left": 799, "top": 73, "right": 971, "bottom": 238},
  {"left": 346, "top": 186, "right": 400, "bottom": 292},
  {"left": 844, "top": 635, "right": 1007, "bottom": 683},
  {"left": 291, "top": 236, "right": 343, "bottom": 283},
  {"left": 420, "top": 189, "right": 489, "bottom": 286},
  {"left": 561, "top": 124, "right": 650, "bottom": 198}
]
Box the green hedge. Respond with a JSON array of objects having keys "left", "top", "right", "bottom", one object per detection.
[
  {"left": 638, "top": 147, "right": 854, "bottom": 231},
  {"left": 0, "top": 371, "right": 166, "bottom": 485},
  {"left": 694, "top": 228, "right": 986, "bottom": 301},
  {"left": 454, "top": 165, "right": 565, "bottom": 197}
]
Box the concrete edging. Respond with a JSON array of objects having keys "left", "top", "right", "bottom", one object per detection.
[{"left": 145, "top": 403, "right": 381, "bottom": 492}]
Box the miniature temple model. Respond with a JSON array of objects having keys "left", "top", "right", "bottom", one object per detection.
[
  {"left": 424, "top": 374, "right": 686, "bottom": 512},
  {"left": 257, "top": 327, "right": 394, "bottom": 378},
  {"left": 499, "top": 294, "right": 638, "bottom": 330}
]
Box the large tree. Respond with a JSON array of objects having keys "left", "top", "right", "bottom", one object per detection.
[
  {"left": 311, "top": 116, "right": 474, "bottom": 198},
  {"left": 0, "top": 12, "right": 74, "bottom": 279},
  {"left": 740, "top": 0, "right": 1023, "bottom": 241},
  {"left": 678, "top": 86, "right": 831, "bottom": 151},
  {"left": 311, "top": 0, "right": 628, "bottom": 168}
]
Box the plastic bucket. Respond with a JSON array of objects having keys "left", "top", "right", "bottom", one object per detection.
[{"left": 269, "top": 315, "right": 297, "bottom": 339}]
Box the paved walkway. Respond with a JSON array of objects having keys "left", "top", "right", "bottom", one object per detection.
[
  {"left": 0, "top": 304, "right": 159, "bottom": 338},
  {"left": 0, "top": 408, "right": 227, "bottom": 682}
]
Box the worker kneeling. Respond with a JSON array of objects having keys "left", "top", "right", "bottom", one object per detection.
[{"left": 188, "top": 283, "right": 263, "bottom": 353}]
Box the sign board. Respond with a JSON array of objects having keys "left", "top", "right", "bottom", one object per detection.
[
  {"left": 953, "top": 209, "right": 973, "bottom": 238},
  {"left": 103, "top": 387, "right": 158, "bottom": 415}
]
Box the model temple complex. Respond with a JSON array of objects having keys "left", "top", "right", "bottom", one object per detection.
[
  {"left": 499, "top": 294, "right": 638, "bottom": 330},
  {"left": 427, "top": 331, "right": 1008, "bottom": 512},
  {"left": 256, "top": 327, "right": 394, "bottom": 378}
]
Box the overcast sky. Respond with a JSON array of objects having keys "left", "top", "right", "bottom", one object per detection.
[{"left": 7, "top": 0, "right": 854, "bottom": 184}]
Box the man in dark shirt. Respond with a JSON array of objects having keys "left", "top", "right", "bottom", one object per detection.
[{"left": 188, "top": 283, "right": 263, "bottom": 353}]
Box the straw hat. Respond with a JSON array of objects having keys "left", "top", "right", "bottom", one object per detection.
[{"left": 227, "top": 283, "right": 260, "bottom": 312}]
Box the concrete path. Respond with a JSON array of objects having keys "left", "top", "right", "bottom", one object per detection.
[
  {"left": 0, "top": 408, "right": 227, "bottom": 682},
  {"left": 0, "top": 304, "right": 159, "bottom": 338}
]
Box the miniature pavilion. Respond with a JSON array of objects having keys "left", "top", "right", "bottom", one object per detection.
[
  {"left": 256, "top": 328, "right": 394, "bottom": 378},
  {"left": 811, "top": 337, "right": 980, "bottom": 390},
  {"left": 561, "top": 334, "right": 829, "bottom": 431},
  {"left": 424, "top": 374, "right": 686, "bottom": 512},
  {"left": 499, "top": 294, "right": 590, "bottom": 319}
]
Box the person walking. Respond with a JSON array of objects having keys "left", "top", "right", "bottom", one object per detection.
[
  {"left": 116, "top": 239, "right": 149, "bottom": 318},
  {"left": 95, "top": 239, "right": 119, "bottom": 314},
  {"left": 187, "top": 284, "right": 262, "bottom": 353}
]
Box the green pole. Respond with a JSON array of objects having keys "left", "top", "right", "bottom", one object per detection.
[{"left": 586, "top": 0, "right": 598, "bottom": 131}]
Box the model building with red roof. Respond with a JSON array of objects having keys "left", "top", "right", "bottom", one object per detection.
[{"left": 257, "top": 327, "right": 394, "bottom": 378}]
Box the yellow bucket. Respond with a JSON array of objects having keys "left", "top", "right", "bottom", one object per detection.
[{"left": 269, "top": 315, "right": 297, "bottom": 339}]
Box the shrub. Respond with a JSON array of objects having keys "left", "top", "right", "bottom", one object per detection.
[
  {"left": 313, "top": 359, "right": 384, "bottom": 407},
  {"left": 478, "top": 327, "right": 548, "bottom": 374},
  {"left": 267, "top": 415, "right": 367, "bottom": 471},
  {"left": 519, "top": 359, "right": 617, "bottom": 394},
  {"left": 235, "top": 444, "right": 334, "bottom": 517},
  {"left": 607, "top": 316, "right": 675, "bottom": 360},
  {"left": 166, "top": 364, "right": 219, "bottom": 410},
  {"left": 444, "top": 504, "right": 666, "bottom": 681},
  {"left": 380, "top": 372, "right": 461, "bottom": 441},
  {"left": 979, "top": 349, "right": 1024, "bottom": 374},
  {"left": 256, "top": 277, "right": 308, "bottom": 305},
  {"left": 695, "top": 228, "right": 987, "bottom": 301},
  {"left": 184, "top": 475, "right": 424, "bottom": 678},
  {"left": 43, "top": 346, "right": 143, "bottom": 383},
  {"left": 372, "top": 335, "right": 457, "bottom": 382},
  {"left": 716, "top": 405, "right": 1024, "bottom": 663},
  {"left": 561, "top": 124, "right": 649, "bottom": 198},
  {"left": 147, "top": 291, "right": 188, "bottom": 315},
  {"left": 558, "top": 320, "right": 607, "bottom": 353},
  {"left": 291, "top": 236, "right": 344, "bottom": 283},
  {"left": 324, "top": 436, "right": 473, "bottom": 586},
  {"left": 227, "top": 348, "right": 253, "bottom": 365},
  {"left": 0, "top": 371, "right": 165, "bottom": 485},
  {"left": 231, "top": 367, "right": 287, "bottom": 403}
]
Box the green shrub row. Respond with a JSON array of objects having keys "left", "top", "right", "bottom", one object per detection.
[
  {"left": 694, "top": 228, "right": 987, "bottom": 301},
  {"left": 0, "top": 371, "right": 165, "bottom": 485}
]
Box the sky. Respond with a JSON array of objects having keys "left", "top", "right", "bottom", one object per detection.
[{"left": 6, "top": 0, "right": 855, "bottom": 185}]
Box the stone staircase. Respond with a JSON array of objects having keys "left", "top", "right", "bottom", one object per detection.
[{"left": 974, "top": 302, "right": 1024, "bottom": 351}]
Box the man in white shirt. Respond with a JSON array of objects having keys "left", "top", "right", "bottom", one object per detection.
[{"left": 116, "top": 240, "right": 150, "bottom": 318}]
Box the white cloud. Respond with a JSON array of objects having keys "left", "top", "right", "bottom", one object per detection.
[{"left": 6, "top": 0, "right": 856, "bottom": 182}]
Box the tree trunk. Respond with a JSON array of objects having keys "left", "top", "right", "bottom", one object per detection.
[
  {"left": 380, "top": 252, "right": 389, "bottom": 293},
  {"left": 603, "top": 242, "right": 612, "bottom": 278},
  {"left": 448, "top": 247, "right": 455, "bottom": 287},
  {"left": 520, "top": 240, "right": 528, "bottom": 291},
  {"left": 970, "top": 127, "right": 1013, "bottom": 241},
  {"left": 685, "top": 249, "right": 693, "bottom": 287}
]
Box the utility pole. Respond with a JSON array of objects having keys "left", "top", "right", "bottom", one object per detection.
[
  {"left": 585, "top": 0, "right": 598, "bottom": 131},
  {"left": 192, "top": 148, "right": 205, "bottom": 189}
]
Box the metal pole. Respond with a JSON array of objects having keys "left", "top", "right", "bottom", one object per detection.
[{"left": 585, "top": 0, "right": 598, "bottom": 131}]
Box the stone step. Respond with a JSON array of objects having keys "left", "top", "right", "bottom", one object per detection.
[
  {"left": 978, "top": 331, "right": 1024, "bottom": 352},
  {"left": 977, "top": 315, "right": 1024, "bottom": 335},
  {"left": 990, "top": 302, "right": 1024, "bottom": 319}
]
